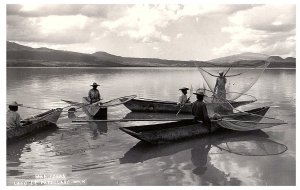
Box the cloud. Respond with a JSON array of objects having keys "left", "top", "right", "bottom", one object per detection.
[
  {"left": 7, "top": 4, "right": 256, "bottom": 45},
  {"left": 6, "top": 4, "right": 125, "bottom": 18},
  {"left": 213, "top": 4, "right": 296, "bottom": 58},
  {"left": 176, "top": 33, "right": 183, "bottom": 39},
  {"left": 100, "top": 4, "right": 256, "bottom": 44},
  {"left": 7, "top": 15, "right": 92, "bottom": 44}
]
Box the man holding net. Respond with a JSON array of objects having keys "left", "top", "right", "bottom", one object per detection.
[{"left": 213, "top": 71, "right": 227, "bottom": 102}]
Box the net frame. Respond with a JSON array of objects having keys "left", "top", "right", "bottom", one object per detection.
[{"left": 196, "top": 60, "right": 270, "bottom": 101}]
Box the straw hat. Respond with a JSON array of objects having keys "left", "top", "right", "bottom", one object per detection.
[
  {"left": 193, "top": 88, "right": 206, "bottom": 96},
  {"left": 179, "top": 87, "right": 189, "bottom": 90},
  {"left": 91, "top": 82, "right": 100, "bottom": 86},
  {"left": 8, "top": 101, "right": 23, "bottom": 106}
]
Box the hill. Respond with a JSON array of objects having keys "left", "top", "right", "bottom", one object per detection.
[
  {"left": 7, "top": 41, "right": 123, "bottom": 67},
  {"left": 7, "top": 41, "right": 295, "bottom": 68},
  {"left": 209, "top": 52, "right": 270, "bottom": 63},
  {"left": 209, "top": 52, "right": 295, "bottom": 68}
]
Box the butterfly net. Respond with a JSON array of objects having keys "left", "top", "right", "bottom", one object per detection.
[
  {"left": 197, "top": 60, "right": 270, "bottom": 101},
  {"left": 215, "top": 138, "right": 288, "bottom": 156}
]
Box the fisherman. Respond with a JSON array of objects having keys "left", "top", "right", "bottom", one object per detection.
[
  {"left": 88, "top": 82, "right": 101, "bottom": 104},
  {"left": 178, "top": 87, "right": 190, "bottom": 107},
  {"left": 6, "top": 101, "right": 23, "bottom": 129},
  {"left": 192, "top": 89, "right": 211, "bottom": 132},
  {"left": 213, "top": 71, "right": 227, "bottom": 101}
]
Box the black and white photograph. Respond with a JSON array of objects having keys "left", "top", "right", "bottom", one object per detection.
[{"left": 4, "top": 1, "right": 297, "bottom": 187}]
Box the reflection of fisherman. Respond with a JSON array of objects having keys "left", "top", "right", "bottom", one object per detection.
[
  {"left": 88, "top": 121, "right": 108, "bottom": 140},
  {"left": 191, "top": 144, "right": 212, "bottom": 176},
  {"left": 213, "top": 71, "right": 227, "bottom": 101},
  {"left": 177, "top": 87, "right": 190, "bottom": 107},
  {"left": 192, "top": 89, "right": 211, "bottom": 132},
  {"left": 88, "top": 82, "right": 101, "bottom": 104}
]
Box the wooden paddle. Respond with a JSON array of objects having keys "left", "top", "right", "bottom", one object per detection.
[
  {"left": 70, "top": 118, "right": 248, "bottom": 123},
  {"left": 64, "top": 95, "right": 137, "bottom": 113},
  {"left": 72, "top": 118, "right": 194, "bottom": 122}
]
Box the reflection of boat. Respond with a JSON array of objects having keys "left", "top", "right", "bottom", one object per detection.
[
  {"left": 7, "top": 108, "right": 62, "bottom": 142},
  {"left": 119, "top": 130, "right": 270, "bottom": 164},
  {"left": 123, "top": 98, "right": 255, "bottom": 113},
  {"left": 120, "top": 107, "right": 269, "bottom": 144}
]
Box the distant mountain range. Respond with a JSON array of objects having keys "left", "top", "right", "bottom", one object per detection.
[{"left": 7, "top": 41, "right": 296, "bottom": 68}]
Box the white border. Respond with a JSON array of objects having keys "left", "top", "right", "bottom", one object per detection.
[{"left": 1, "top": 0, "right": 298, "bottom": 190}]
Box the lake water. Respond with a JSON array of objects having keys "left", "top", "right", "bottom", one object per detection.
[{"left": 6, "top": 67, "right": 296, "bottom": 186}]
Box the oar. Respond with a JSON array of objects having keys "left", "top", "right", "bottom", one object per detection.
[
  {"left": 65, "top": 95, "right": 137, "bottom": 113},
  {"left": 71, "top": 118, "right": 262, "bottom": 123},
  {"left": 72, "top": 118, "right": 194, "bottom": 123}
]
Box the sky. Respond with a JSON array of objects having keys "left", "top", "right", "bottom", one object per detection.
[{"left": 6, "top": 4, "right": 296, "bottom": 61}]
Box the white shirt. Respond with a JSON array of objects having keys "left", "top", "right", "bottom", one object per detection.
[
  {"left": 7, "top": 110, "right": 22, "bottom": 129},
  {"left": 178, "top": 94, "right": 189, "bottom": 106}
]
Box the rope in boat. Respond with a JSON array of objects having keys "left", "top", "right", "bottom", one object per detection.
[{"left": 18, "top": 105, "right": 50, "bottom": 111}]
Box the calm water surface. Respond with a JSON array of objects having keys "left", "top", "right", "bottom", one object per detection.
[{"left": 6, "top": 67, "right": 295, "bottom": 185}]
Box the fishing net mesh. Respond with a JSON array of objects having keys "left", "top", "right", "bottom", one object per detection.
[
  {"left": 197, "top": 60, "right": 269, "bottom": 101},
  {"left": 215, "top": 139, "right": 288, "bottom": 156},
  {"left": 217, "top": 116, "right": 286, "bottom": 131}
]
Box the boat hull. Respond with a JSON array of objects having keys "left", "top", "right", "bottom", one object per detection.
[
  {"left": 7, "top": 108, "right": 62, "bottom": 142},
  {"left": 120, "top": 106, "right": 269, "bottom": 144},
  {"left": 123, "top": 98, "right": 255, "bottom": 113}
]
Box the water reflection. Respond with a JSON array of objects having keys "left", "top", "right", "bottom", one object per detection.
[
  {"left": 87, "top": 122, "right": 108, "bottom": 140},
  {"left": 120, "top": 129, "right": 287, "bottom": 185},
  {"left": 7, "top": 129, "right": 58, "bottom": 177}
]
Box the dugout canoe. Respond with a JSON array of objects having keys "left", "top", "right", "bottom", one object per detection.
[
  {"left": 119, "top": 106, "right": 269, "bottom": 144},
  {"left": 123, "top": 98, "right": 255, "bottom": 113},
  {"left": 7, "top": 108, "right": 62, "bottom": 142}
]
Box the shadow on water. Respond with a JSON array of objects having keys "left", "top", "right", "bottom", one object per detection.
[{"left": 119, "top": 129, "right": 287, "bottom": 183}]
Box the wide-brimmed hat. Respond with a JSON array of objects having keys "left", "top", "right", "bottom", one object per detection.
[
  {"left": 8, "top": 101, "right": 23, "bottom": 106},
  {"left": 91, "top": 82, "right": 100, "bottom": 86},
  {"left": 179, "top": 87, "right": 189, "bottom": 91},
  {"left": 193, "top": 88, "right": 206, "bottom": 96}
]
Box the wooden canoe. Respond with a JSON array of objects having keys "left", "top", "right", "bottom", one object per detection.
[
  {"left": 119, "top": 106, "right": 270, "bottom": 144},
  {"left": 7, "top": 108, "right": 62, "bottom": 142},
  {"left": 123, "top": 98, "right": 256, "bottom": 113}
]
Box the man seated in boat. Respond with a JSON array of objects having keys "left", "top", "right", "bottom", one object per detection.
[
  {"left": 87, "top": 82, "right": 102, "bottom": 104},
  {"left": 177, "top": 87, "right": 191, "bottom": 107},
  {"left": 192, "top": 89, "right": 211, "bottom": 133},
  {"left": 6, "top": 101, "right": 31, "bottom": 129}
]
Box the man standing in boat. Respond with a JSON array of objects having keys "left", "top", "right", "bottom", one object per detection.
[
  {"left": 213, "top": 71, "right": 227, "bottom": 101},
  {"left": 6, "top": 101, "right": 23, "bottom": 129},
  {"left": 178, "top": 87, "right": 190, "bottom": 107},
  {"left": 88, "top": 82, "right": 101, "bottom": 104},
  {"left": 192, "top": 89, "right": 211, "bottom": 132}
]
